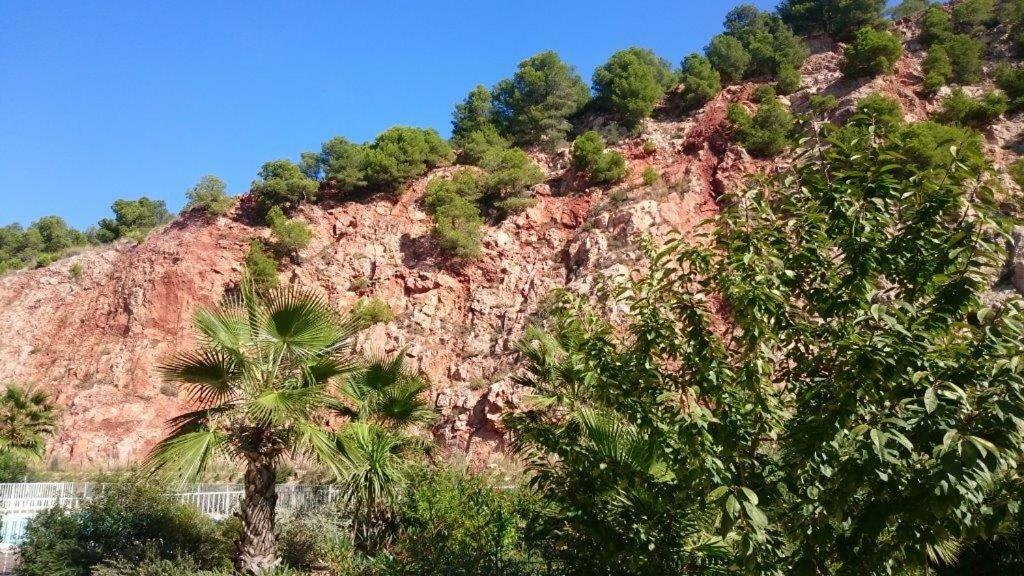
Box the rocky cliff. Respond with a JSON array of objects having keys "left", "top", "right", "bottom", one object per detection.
[{"left": 2, "top": 18, "right": 1023, "bottom": 467}]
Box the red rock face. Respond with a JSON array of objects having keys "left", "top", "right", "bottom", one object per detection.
[{"left": 2, "top": 16, "right": 1021, "bottom": 466}]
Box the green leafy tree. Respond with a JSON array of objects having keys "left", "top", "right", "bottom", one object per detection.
[
  {"left": 184, "top": 175, "right": 233, "bottom": 216},
  {"left": 952, "top": 0, "right": 996, "bottom": 33},
  {"left": 251, "top": 160, "right": 318, "bottom": 215},
  {"left": 479, "top": 147, "right": 545, "bottom": 217},
  {"left": 921, "top": 5, "right": 954, "bottom": 46},
  {"left": 724, "top": 5, "right": 809, "bottom": 77},
  {"left": 29, "top": 216, "right": 87, "bottom": 254},
  {"left": 244, "top": 241, "right": 278, "bottom": 292},
  {"left": 423, "top": 170, "right": 485, "bottom": 258},
  {"left": 0, "top": 384, "right": 55, "bottom": 459},
  {"left": 937, "top": 88, "right": 1008, "bottom": 128},
  {"left": 315, "top": 136, "right": 368, "bottom": 192},
  {"left": 842, "top": 27, "right": 903, "bottom": 78},
  {"left": 363, "top": 127, "right": 454, "bottom": 194},
  {"left": 775, "top": 64, "right": 802, "bottom": 94},
  {"left": 996, "top": 62, "right": 1024, "bottom": 111},
  {"left": 728, "top": 98, "right": 796, "bottom": 157},
  {"left": 923, "top": 45, "right": 953, "bottom": 92},
  {"left": 452, "top": 86, "right": 510, "bottom": 164},
  {"left": 887, "top": 0, "right": 932, "bottom": 20},
  {"left": 679, "top": 53, "right": 722, "bottom": 111},
  {"left": 752, "top": 84, "right": 777, "bottom": 103},
  {"left": 454, "top": 125, "right": 509, "bottom": 166},
  {"left": 940, "top": 34, "right": 984, "bottom": 84},
  {"left": 592, "top": 47, "right": 676, "bottom": 128},
  {"left": 590, "top": 151, "right": 628, "bottom": 185},
  {"left": 778, "top": 0, "right": 887, "bottom": 40},
  {"left": 510, "top": 106, "right": 1024, "bottom": 575},
  {"left": 491, "top": 51, "right": 590, "bottom": 147},
  {"left": 706, "top": 34, "right": 751, "bottom": 84},
  {"left": 571, "top": 131, "right": 606, "bottom": 171},
  {"left": 266, "top": 206, "right": 311, "bottom": 257},
  {"left": 147, "top": 280, "right": 431, "bottom": 574},
  {"left": 96, "top": 197, "right": 173, "bottom": 243}
]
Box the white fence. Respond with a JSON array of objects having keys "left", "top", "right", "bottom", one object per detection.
[{"left": 0, "top": 482, "right": 343, "bottom": 547}]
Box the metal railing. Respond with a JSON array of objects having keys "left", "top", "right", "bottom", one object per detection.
[{"left": 0, "top": 482, "right": 344, "bottom": 546}]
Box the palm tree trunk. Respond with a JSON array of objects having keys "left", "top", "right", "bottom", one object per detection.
[{"left": 236, "top": 455, "right": 279, "bottom": 575}]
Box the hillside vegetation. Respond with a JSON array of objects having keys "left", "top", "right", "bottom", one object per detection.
[{"left": 3, "top": 1, "right": 1024, "bottom": 576}]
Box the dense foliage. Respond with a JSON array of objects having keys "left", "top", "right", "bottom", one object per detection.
[
  {"left": 184, "top": 175, "right": 233, "bottom": 217},
  {"left": 95, "top": 197, "right": 172, "bottom": 243},
  {"left": 720, "top": 5, "right": 808, "bottom": 78},
  {"left": 727, "top": 97, "right": 795, "bottom": 157},
  {"left": 571, "top": 131, "right": 628, "bottom": 185},
  {"left": 778, "top": 0, "right": 886, "bottom": 40},
  {"left": 706, "top": 34, "right": 751, "bottom": 84},
  {"left": 244, "top": 240, "right": 279, "bottom": 292},
  {"left": 422, "top": 170, "right": 485, "bottom": 258},
  {"left": 679, "top": 53, "right": 722, "bottom": 111},
  {"left": 478, "top": 147, "right": 545, "bottom": 217},
  {"left": 0, "top": 384, "right": 55, "bottom": 460},
  {"left": 266, "top": 206, "right": 312, "bottom": 257},
  {"left": 0, "top": 216, "right": 92, "bottom": 273},
  {"left": 251, "top": 160, "right": 318, "bottom": 215},
  {"left": 938, "top": 87, "right": 1009, "bottom": 128},
  {"left": 888, "top": 0, "right": 931, "bottom": 20},
  {"left": 592, "top": 47, "right": 676, "bottom": 128},
  {"left": 509, "top": 103, "right": 1024, "bottom": 575},
  {"left": 17, "top": 478, "right": 234, "bottom": 576},
  {"left": 842, "top": 26, "right": 903, "bottom": 78},
  {"left": 491, "top": 51, "right": 590, "bottom": 147}
]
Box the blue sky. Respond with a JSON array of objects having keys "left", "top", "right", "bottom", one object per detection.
[{"left": 0, "top": 0, "right": 781, "bottom": 229}]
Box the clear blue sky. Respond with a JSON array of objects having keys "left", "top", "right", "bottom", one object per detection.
[{"left": 0, "top": 0, "right": 781, "bottom": 229}]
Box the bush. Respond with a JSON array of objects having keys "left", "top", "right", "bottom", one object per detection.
[
  {"left": 752, "top": 84, "right": 777, "bottom": 103},
  {"left": 266, "top": 206, "right": 311, "bottom": 256},
  {"left": 17, "top": 478, "right": 234, "bottom": 576},
  {"left": 938, "top": 88, "right": 1008, "bottom": 128},
  {"left": 313, "top": 136, "right": 367, "bottom": 192},
  {"left": 852, "top": 93, "right": 904, "bottom": 131},
  {"left": 996, "top": 62, "right": 1024, "bottom": 111},
  {"left": 571, "top": 131, "right": 606, "bottom": 171},
  {"left": 0, "top": 452, "right": 31, "bottom": 482},
  {"left": 96, "top": 197, "right": 173, "bottom": 243},
  {"left": 723, "top": 5, "right": 809, "bottom": 77},
  {"left": 923, "top": 45, "right": 953, "bottom": 92},
  {"left": 1011, "top": 158, "right": 1024, "bottom": 189},
  {"left": 363, "top": 127, "right": 454, "bottom": 193},
  {"left": 385, "top": 466, "right": 546, "bottom": 576},
  {"left": 706, "top": 34, "right": 751, "bottom": 84},
  {"left": 91, "top": 555, "right": 231, "bottom": 576},
  {"left": 251, "top": 160, "right": 318, "bottom": 214},
  {"left": 423, "top": 170, "right": 485, "bottom": 258},
  {"left": 590, "top": 152, "right": 628, "bottom": 185},
  {"left": 940, "top": 34, "right": 984, "bottom": 84},
  {"left": 775, "top": 64, "right": 802, "bottom": 94},
  {"left": 728, "top": 98, "right": 795, "bottom": 157},
  {"left": 350, "top": 297, "right": 395, "bottom": 325},
  {"left": 778, "top": 0, "right": 886, "bottom": 40},
  {"left": 898, "top": 120, "right": 986, "bottom": 173},
  {"left": 277, "top": 505, "right": 353, "bottom": 573},
  {"left": 491, "top": 51, "right": 590, "bottom": 147},
  {"left": 842, "top": 27, "right": 903, "bottom": 78},
  {"left": 678, "top": 53, "right": 721, "bottom": 111},
  {"left": 921, "top": 5, "right": 954, "bottom": 46},
  {"left": 479, "top": 148, "right": 545, "bottom": 217},
  {"left": 244, "top": 240, "right": 278, "bottom": 291},
  {"left": 809, "top": 93, "right": 839, "bottom": 114},
  {"left": 183, "top": 175, "right": 233, "bottom": 217},
  {"left": 592, "top": 47, "right": 675, "bottom": 128},
  {"left": 952, "top": 0, "right": 996, "bottom": 33},
  {"left": 69, "top": 262, "right": 83, "bottom": 280},
  {"left": 642, "top": 166, "right": 660, "bottom": 185},
  {"left": 451, "top": 85, "right": 497, "bottom": 144}
]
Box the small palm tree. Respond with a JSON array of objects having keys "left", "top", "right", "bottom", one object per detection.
[
  {"left": 147, "top": 280, "right": 365, "bottom": 575},
  {"left": 0, "top": 384, "right": 56, "bottom": 459},
  {"left": 149, "top": 280, "right": 436, "bottom": 574},
  {"left": 335, "top": 353, "right": 436, "bottom": 551}
]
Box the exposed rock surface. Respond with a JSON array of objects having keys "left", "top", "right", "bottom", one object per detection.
[{"left": 1, "top": 13, "right": 1022, "bottom": 466}]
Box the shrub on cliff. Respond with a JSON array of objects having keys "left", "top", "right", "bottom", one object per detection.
[
  {"left": 940, "top": 34, "right": 985, "bottom": 84},
  {"left": 451, "top": 85, "right": 510, "bottom": 165},
  {"left": 244, "top": 240, "right": 278, "bottom": 291},
  {"left": 479, "top": 147, "right": 545, "bottom": 217},
  {"left": 923, "top": 45, "right": 953, "bottom": 92},
  {"left": 938, "top": 88, "right": 1008, "bottom": 128},
  {"left": 778, "top": 0, "right": 886, "bottom": 40},
  {"left": 678, "top": 53, "right": 721, "bottom": 111},
  {"left": 183, "top": 175, "right": 233, "bottom": 217},
  {"left": 888, "top": 0, "right": 930, "bottom": 20},
  {"left": 728, "top": 98, "right": 795, "bottom": 157},
  {"left": 266, "top": 206, "right": 311, "bottom": 257},
  {"left": 722, "top": 4, "right": 808, "bottom": 77},
  {"left": 952, "top": 0, "right": 996, "bottom": 33},
  {"left": 95, "top": 197, "right": 173, "bottom": 243},
  {"left": 921, "top": 5, "right": 954, "bottom": 46},
  {"left": 491, "top": 51, "right": 590, "bottom": 147},
  {"left": 706, "top": 34, "right": 751, "bottom": 84},
  {"left": 592, "top": 47, "right": 676, "bottom": 128},
  {"left": 571, "top": 131, "right": 628, "bottom": 185},
  {"left": 996, "top": 62, "right": 1024, "bottom": 111},
  {"left": 423, "top": 170, "right": 485, "bottom": 258},
  {"left": 842, "top": 27, "right": 903, "bottom": 78},
  {"left": 251, "top": 160, "right": 318, "bottom": 214},
  {"left": 362, "top": 127, "right": 454, "bottom": 194},
  {"left": 775, "top": 64, "right": 802, "bottom": 94}
]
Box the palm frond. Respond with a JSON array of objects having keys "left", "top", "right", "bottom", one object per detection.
[
  {"left": 145, "top": 410, "right": 228, "bottom": 483},
  {"left": 247, "top": 384, "right": 326, "bottom": 426},
  {"left": 158, "top": 350, "right": 240, "bottom": 407},
  {"left": 292, "top": 420, "right": 345, "bottom": 476},
  {"left": 258, "top": 287, "right": 345, "bottom": 358},
  {"left": 368, "top": 376, "right": 437, "bottom": 428},
  {"left": 194, "top": 298, "right": 250, "bottom": 354}
]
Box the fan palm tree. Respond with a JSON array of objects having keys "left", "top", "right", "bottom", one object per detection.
[
  {"left": 0, "top": 384, "right": 56, "bottom": 459},
  {"left": 148, "top": 280, "right": 436, "bottom": 574}
]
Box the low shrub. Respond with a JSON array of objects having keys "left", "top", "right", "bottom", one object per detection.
[
  {"left": 728, "top": 98, "right": 795, "bottom": 157},
  {"left": 69, "top": 262, "right": 83, "bottom": 280},
  {"left": 642, "top": 166, "right": 660, "bottom": 186},
  {"left": 842, "top": 27, "right": 903, "bottom": 78},
  {"left": 590, "top": 152, "right": 628, "bottom": 185},
  {"left": 17, "top": 478, "right": 234, "bottom": 576},
  {"left": 1010, "top": 157, "right": 1024, "bottom": 189},
  {"left": 244, "top": 240, "right": 278, "bottom": 292},
  {"left": 266, "top": 206, "right": 311, "bottom": 256},
  {"left": 678, "top": 53, "right": 721, "bottom": 111},
  {"left": 752, "top": 84, "right": 777, "bottom": 104},
  {"left": 423, "top": 171, "right": 485, "bottom": 258},
  {"left": 350, "top": 297, "right": 395, "bottom": 326},
  {"left": 938, "top": 88, "right": 1008, "bottom": 128},
  {"left": 571, "top": 131, "right": 606, "bottom": 171},
  {"left": 0, "top": 452, "right": 31, "bottom": 482},
  {"left": 923, "top": 45, "right": 953, "bottom": 92},
  {"left": 479, "top": 148, "right": 544, "bottom": 217},
  {"left": 921, "top": 5, "right": 954, "bottom": 46},
  {"left": 184, "top": 175, "right": 233, "bottom": 217},
  {"left": 952, "top": 0, "right": 996, "bottom": 33},
  {"left": 809, "top": 94, "right": 839, "bottom": 115},
  {"left": 775, "top": 64, "right": 801, "bottom": 95},
  {"left": 996, "top": 62, "right": 1024, "bottom": 111},
  {"left": 940, "top": 34, "right": 984, "bottom": 84}
]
